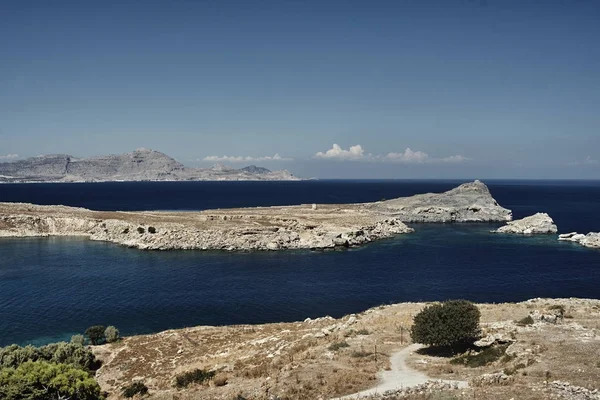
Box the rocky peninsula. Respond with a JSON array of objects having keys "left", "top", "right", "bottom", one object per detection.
[{"left": 0, "top": 181, "right": 511, "bottom": 251}]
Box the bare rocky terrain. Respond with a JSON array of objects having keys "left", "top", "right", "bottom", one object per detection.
[
  {"left": 0, "top": 181, "right": 511, "bottom": 251},
  {"left": 0, "top": 148, "right": 299, "bottom": 182},
  {"left": 91, "top": 298, "right": 600, "bottom": 400}
]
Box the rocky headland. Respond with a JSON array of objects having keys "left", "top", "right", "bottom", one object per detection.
[
  {"left": 492, "top": 212, "right": 558, "bottom": 234},
  {"left": 0, "top": 181, "right": 512, "bottom": 251},
  {"left": 0, "top": 148, "right": 299, "bottom": 182}
]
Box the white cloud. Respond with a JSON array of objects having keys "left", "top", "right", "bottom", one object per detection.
[
  {"left": 314, "top": 144, "right": 468, "bottom": 164},
  {"left": 0, "top": 154, "right": 19, "bottom": 160},
  {"left": 442, "top": 155, "right": 469, "bottom": 163},
  {"left": 201, "top": 153, "right": 293, "bottom": 163},
  {"left": 383, "top": 148, "right": 429, "bottom": 163},
  {"left": 314, "top": 144, "right": 365, "bottom": 160}
]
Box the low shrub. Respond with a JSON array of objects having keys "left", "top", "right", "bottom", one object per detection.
[
  {"left": 137, "top": 227, "right": 145, "bottom": 234},
  {"left": 148, "top": 226, "right": 156, "bottom": 234},
  {"left": 175, "top": 369, "right": 216, "bottom": 388},
  {"left": 328, "top": 341, "right": 350, "bottom": 351},
  {"left": 213, "top": 374, "right": 228, "bottom": 387},
  {"left": 122, "top": 381, "right": 148, "bottom": 398},
  {"left": 356, "top": 329, "right": 370, "bottom": 335},
  {"left": 450, "top": 344, "right": 509, "bottom": 368},
  {"left": 351, "top": 350, "right": 373, "bottom": 358},
  {"left": 70, "top": 334, "right": 85, "bottom": 346},
  {"left": 122, "top": 228, "right": 130, "bottom": 234},
  {"left": 104, "top": 326, "right": 120, "bottom": 343},
  {"left": 516, "top": 316, "right": 534, "bottom": 326}
]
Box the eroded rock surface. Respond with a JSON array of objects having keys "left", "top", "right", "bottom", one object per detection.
[
  {"left": 0, "top": 181, "right": 512, "bottom": 251},
  {"left": 493, "top": 212, "right": 558, "bottom": 234}
]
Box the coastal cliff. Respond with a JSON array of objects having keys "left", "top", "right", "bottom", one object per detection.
[{"left": 0, "top": 181, "right": 511, "bottom": 251}]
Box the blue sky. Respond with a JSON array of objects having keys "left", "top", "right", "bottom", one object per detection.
[{"left": 1, "top": 0, "right": 599, "bottom": 178}]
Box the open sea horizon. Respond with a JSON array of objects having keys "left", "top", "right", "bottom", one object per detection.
[{"left": 1, "top": 179, "right": 599, "bottom": 346}]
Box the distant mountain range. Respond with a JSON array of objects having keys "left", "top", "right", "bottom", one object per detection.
[{"left": 0, "top": 148, "right": 300, "bottom": 182}]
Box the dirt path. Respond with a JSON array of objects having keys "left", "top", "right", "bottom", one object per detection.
[{"left": 333, "top": 344, "right": 468, "bottom": 399}]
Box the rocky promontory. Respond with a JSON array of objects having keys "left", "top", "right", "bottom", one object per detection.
[
  {"left": 0, "top": 181, "right": 512, "bottom": 251},
  {"left": 368, "top": 180, "right": 512, "bottom": 223},
  {"left": 492, "top": 212, "right": 558, "bottom": 234}
]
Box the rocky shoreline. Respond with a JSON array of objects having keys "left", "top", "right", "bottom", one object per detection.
[{"left": 0, "top": 181, "right": 512, "bottom": 251}]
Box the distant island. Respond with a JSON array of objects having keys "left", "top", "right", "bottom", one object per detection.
[{"left": 0, "top": 148, "right": 300, "bottom": 182}]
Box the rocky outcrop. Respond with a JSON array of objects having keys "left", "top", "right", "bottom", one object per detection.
[
  {"left": 0, "top": 181, "right": 513, "bottom": 251},
  {"left": 559, "top": 232, "right": 600, "bottom": 249},
  {"left": 0, "top": 148, "right": 300, "bottom": 182},
  {"left": 492, "top": 213, "right": 558, "bottom": 234},
  {"left": 369, "top": 180, "right": 512, "bottom": 223}
]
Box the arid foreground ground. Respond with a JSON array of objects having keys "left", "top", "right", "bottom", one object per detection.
[{"left": 93, "top": 298, "right": 600, "bottom": 400}]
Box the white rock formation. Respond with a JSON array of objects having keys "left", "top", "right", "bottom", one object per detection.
[
  {"left": 558, "top": 232, "right": 600, "bottom": 249},
  {"left": 493, "top": 212, "right": 557, "bottom": 234}
]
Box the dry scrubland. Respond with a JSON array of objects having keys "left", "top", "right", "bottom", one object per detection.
[{"left": 92, "top": 298, "right": 600, "bottom": 400}]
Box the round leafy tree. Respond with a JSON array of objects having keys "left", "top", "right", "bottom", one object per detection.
[
  {"left": 85, "top": 325, "right": 106, "bottom": 345},
  {"left": 410, "top": 300, "right": 481, "bottom": 348}
]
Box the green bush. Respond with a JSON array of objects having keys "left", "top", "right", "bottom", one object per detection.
[
  {"left": 71, "top": 334, "right": 85, "bottom": 346},
  {"left": 410, "top": 300, "right": 481, "bottom": 348},
  {"left": 85, "top": 325, "right": 106, "bottom": 345},
  {"left": 0, "top": 342, "right": 98, "bottom": 371},
  {"left": 328, "top": 341, "right": 350, "bottom": 351},
  {"left": 0, "top": 360, "right": 103, "bottom": 400},
  {"left": 175, "top": 369, "right": 216, "bottom": 388},
  {"left": 122, "top": 381, "right": 148, "bottom": 398},
  {"left": 105, "top": 326, "right": 120, "bottom": 343}
]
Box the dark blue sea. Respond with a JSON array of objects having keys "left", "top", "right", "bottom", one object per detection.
[{"left": 1, "top": 180, "right": 599, "bottom": 347}]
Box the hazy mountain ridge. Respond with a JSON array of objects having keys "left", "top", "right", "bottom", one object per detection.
[{"left": 0, "top": 148, "right": 300, "bottom": 182}]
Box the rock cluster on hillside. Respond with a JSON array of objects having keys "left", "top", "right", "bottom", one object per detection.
[
  {"left": 0, "top": 148, "right": 299, "bottom": 182},
  {"left": 492, "top": 212, "right": 558, "bottom": 234}
]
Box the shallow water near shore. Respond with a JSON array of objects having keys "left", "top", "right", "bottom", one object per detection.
[{"left": 1, "top": 180, "right": 599, "bottom": 346}]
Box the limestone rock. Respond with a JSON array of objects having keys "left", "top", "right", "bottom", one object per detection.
[
  {"left": 493, "top": 212, "right": 557, "bottom": 234},
  {"left": 370, "top": 180, "right": 512, "bottom": 223},
  {"left": 558, "top": 232, "right": 600, "bottom": 249}
]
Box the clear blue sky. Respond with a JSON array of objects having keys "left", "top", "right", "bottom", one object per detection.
[{"left": 1, "top": 0, "right": 599, "bottom": 178}]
